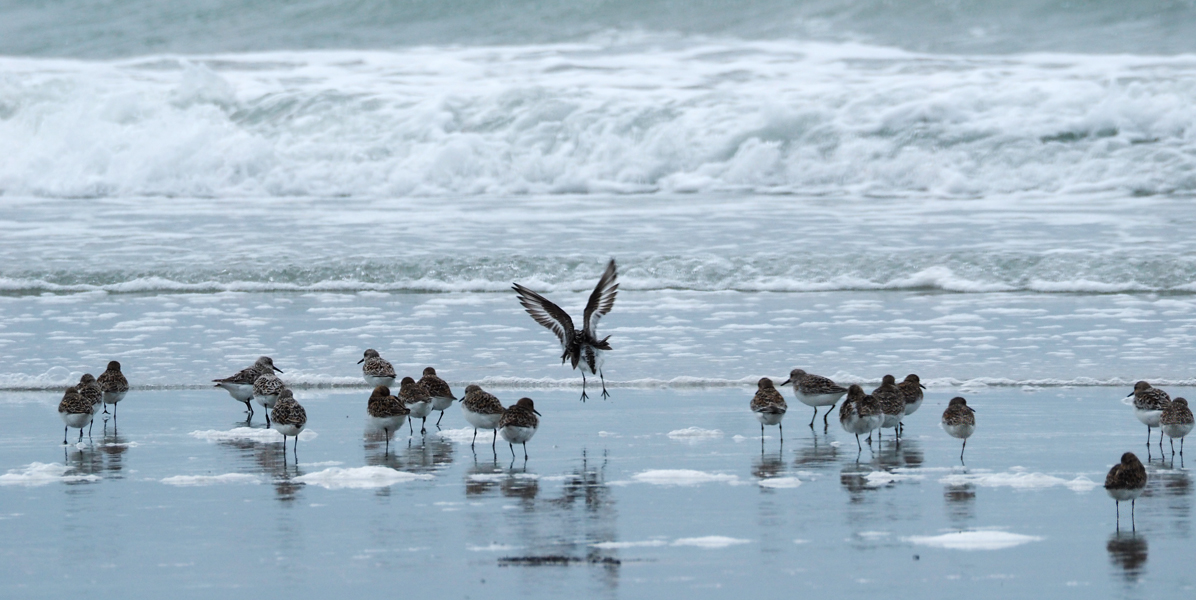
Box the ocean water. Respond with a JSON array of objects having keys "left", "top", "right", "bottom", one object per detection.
[{"left": 2, "top": 0, "right": 1195, "bottom": 597}]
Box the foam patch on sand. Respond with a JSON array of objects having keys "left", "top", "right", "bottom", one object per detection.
[
  {"left": 865, "top": 471, "right": 926, "bottom": 487},
  {"left": 161, "top": 473, "right": 260, "bottom": 486},
  {"left": 939, "top": 471, "right": 1098, "bottom": 492},
  {"left": 189, "top": 428, "right": 318, "bottom": 443},
  {"left": 667, "top": 427, "right": 724, "bottom": 441},
  {"left": 759, "top": 477, "right": 802, "bottom": 488},
  {"left": 436, "top": 427, "right": 482, "bottom": 444},
  {"left": 625, "top": 469, "right": 741, "bottom": 486},
  {"left": 0, "top": 462, "right": 99, "bottom": 486},
  {"left": 591, "top": 540, "right": 670, "bottom": 549},
  {"left": 905, "top": 530, "right": 1043, "bottom": 551},
  {"left": 295, "top": 466, "right": 433, "bottom": 489},
  {"left": 672, "top": 536, "right": 751, "bottom": 548},
  {"left": 467, "top": 543, "right": 519, "bottom": 552}
]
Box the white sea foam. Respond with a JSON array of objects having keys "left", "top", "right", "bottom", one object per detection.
[
  {"left": 0, "top": 462, "right": 99, "bottom": 486},
  {"left": 939, "top": 471, "right": 1099, "bottom": 492},
  {"left": 864, "top": 471, "right": 925, "bottom": 487},
  {"left": 294, "top": 466, "right": 434, "bottom": 489},
  {"left": 671, "top": 536, "right": 751, "bottom": 549},
  {"left": 758, "top": 477, "right": 802, "bottom": 489},
  {"left": 189, "top": 428, "right": 318, "bottom": 443},
  {"left": 161, "top": 473, "right": 260, "bottom": 486},
  {"left": 666, "top": 427, "right": 724, "bottom": 441},
  {"left": 627, "top": 469, "right": 741, "bottom": 486},
  {"left": 905, "top": 530, "right": 1043, "bottom": 551},
  {"left": 590, "top": 540, "right": 670, "bottom": 549},
  {"left": 467, "top": 543, "right": 519, "bottom": 552},
  {"left": 436, "top": 427, "right": 482, "bottom": 444}
]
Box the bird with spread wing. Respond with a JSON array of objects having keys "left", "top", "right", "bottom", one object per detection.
[{"left": 513, "top": 259, "right": 619, "bottom": 401}]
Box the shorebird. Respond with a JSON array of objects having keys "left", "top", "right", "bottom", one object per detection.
[
  {"left": 1105, "top": 452, "right": 1147, "bottom": 531},
  {"left": 839, "top": 384, "right": 883, "bottom": 451},
  {"left": 253, "top": 369, "right": 286, "bottom": 427},
  {"left": 419, "top": 367, "right": 457, "bottom": 427},
  {"left": 513, "top": 258, "right": 618, "bottom": 401},
  {"left": 779, "top": 368, "right": 846, "bottom": 429},
  {"left": 1161, "top": 398, "right": 1194, "bottom": 455},
  {"left": 366, "top": 385, "right": 409, "bottom": 454},
  {"left": 461, "top": 384, "right": 505, "bottom": 449},
  {"left": 499, "top": 398, "right": 541, "bottom": 460},
  {"left": 897, "top": 373, "right": 925, "bottom": 434},
  {"left": 271, "top": 389, "right": 307, "bottom": 460},
  {"left": 750, "top": 377, "right": 787, "bottom": 441},
  {"left": 358, "top": 349, "right": 396, "bottom": 387},
  {"left": 941, "top": 397, "right": 976, "bottom": 461},
  {"left": 77, "top": 374, "right": 102, "bottom": 436},
  {"left": 97, "top": 361, "right": 129, "bottom": 418},
  {"left": 399, "top": 376, "right": 432, "bottom": 435},
  {"left": 213, "top": 357, "right": 282, "bottom": 419},
  {"left": 58, "top": 386, "right": 93, "bottom": 444},
  {"left": 873, "top": 374, "right": 904, "bottom": 442},
  {"left": 1127, "top": 381, "right": 1171, "bottom": 450}
]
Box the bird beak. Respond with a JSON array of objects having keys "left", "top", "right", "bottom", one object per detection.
[
  {"left": 533, "top": 409, "right": 542, "bottom": 416},
  {"left": 779, "top": 379, "right": 791, "bottom": 386},
  {"left": 1125, "top": 392, "right": 1134, "bottom": 398},
  {"left": 968, "top": 407, "right": 976, "bottom": 413},
  {"left": 274, "top": 367, "right": 284, "bottom": 373},
  {"left": 357, "top": 358, "right": 365, "bottom": 364},
  {"left": 920, "top": 384, "right": 927, "bottom": 389}
]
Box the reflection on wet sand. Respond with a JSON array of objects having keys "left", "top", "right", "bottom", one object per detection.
[
  {"left": 944, "top": 481, "right": 976, "bottom": 525},
  {"left": 98, "top": 430, "right": 131, "bottom": 477},
  {"left": 1151, "top": 465, "right": 1191, "bottom": 538},
  {"left": 753, "top": 450, "right": 785, "bottom": 481},
  {"left": 62, "top": 445, "right": 102, "bottom": 493},
  {"left": 272, "top": 463, "right": 305, "bottom": 503},
  {"left": 1107, "top": 532, "right": 1148, "bottom": 583},
  {"left": 791, "top": 435, "right": 839, "bottom": 472},
  {"left": 206, "top": 422, "right": 303, "bottom": 504}
]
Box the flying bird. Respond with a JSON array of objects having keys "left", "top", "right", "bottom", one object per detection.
[{"left": 513, "top": 259, "right": 619, "bottom": 401}]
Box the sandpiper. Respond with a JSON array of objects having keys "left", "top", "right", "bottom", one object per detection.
[
  {"left": 97, "top": 360, "right": 129, "bottom": 418},
  {"left": 779, "top": 368, "right": 847, "bottom": 429},
  {"left": 897, "top": 374, "right": 925, "bottom": 434},
  {"left": 399, "top": 376, "right": 432, "bottom": 435},
  {"left": 873, "top": 374, "right": 904, "bottom": 442},
  {"left": 750, "top": 377, "right": 787, "bottom": 441},
  {"left": 358, "top": 349, "right": 396, "bottom": 387},
  {"left": 213, "top": 357, "right": 282, "bottom": 419},
  {"left": 513, "top": 258, "right": 618, "bottom": 401},
  {"left": 1161, "top": 398, "right": 1194, "bottom": 455},
  {"left": 460, "top": 384, "right": 505, "bottom": 449},
  {"left": 1105, "top": 452, "right": 1147, "bottom": 531},
  {"left": 77, "top": 374, "right": 103, "bottom": 435},
  {"left": 839, "top": 384, "right": 883, "bottom": 450},
  {"left": 941, "top": 397, "right": 976, "bottom": 461},
  {"left": 499, "top": 398, "right": 541, "bottom": 460},
  {"left": 419, "top": 367, "right": 457, "bottom": 427},
  {"left": 366, "top": 385, "right": 409, "bottom": 454},
  {"left": 1127, "top": 381, "right": 1171, "bottom": 449},
  {"left": 271, "top": 389, "right": 307, "bottom": 459},
  {"left": 58, "top": 386, "right": 93, "bottom": 444},
  {"left": 253, "top": 368, "right": 286, "bottom": 426}
]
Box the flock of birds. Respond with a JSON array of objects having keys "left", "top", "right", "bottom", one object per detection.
[{"left": 49, "top": 258, "right": 1196, "bottom": 529}]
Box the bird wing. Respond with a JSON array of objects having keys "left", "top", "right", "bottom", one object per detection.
[
  {"left": 513, "top": 283, "right": 575, "bottom": 347},
  {"left": 582, "top": 259, "right": 618, "bottom": 339}
]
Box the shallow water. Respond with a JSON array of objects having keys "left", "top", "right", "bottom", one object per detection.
[{"left": 0, "top": 385, "right": 1190, "bottom": 597}]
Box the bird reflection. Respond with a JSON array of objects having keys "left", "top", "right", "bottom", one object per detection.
[
  {"left": 1107, "top": 532, "right": 1148, "bottom": 583},
  {"left": 874, "top": 438, "right": 923, "bottom": 471},
  {"left": 465, "top": 455, "right": 504, "bottom": 497},
  {"left": 99, "top": 431, "right": 131, "bottom": 477},
  {"left": 753, "top": 450, "right": 786, "bottom": 481},
  {"left": 400, "top": 436, "right": 455, "bottom": 474},
  {"left": 944, "top": 481, "right": 976, "bottom": 525},
  {"left": 272, "top": 463, "right": 305, "bottom": 504},
  {"left": 792, "top": 436, "right": 839, "bottom": 471},
  {"left": 501, "top": 464, "right": 540, "bottom": 504},
  {"left": 62, "top": 445, "right": 102, "bottom": 492}
]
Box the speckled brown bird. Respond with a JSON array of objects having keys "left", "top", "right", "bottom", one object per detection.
[
  {"left": 872, "top": 374, "right": 904, "bottom": 442},
  {"left": 1161, "top": 398, "right": 1194, "bottom": 456},
  {"left": 367, "top": 385, "right": 409, "bottom": 453},
  {"left": 499, "top": 398, "right": 541, "bottom": 459},
  {"left": 1105, "top": 452, "right": 1147, "bottom": 530},
  {"left": 419, "top": 367, "right": 457, "bottom": 427},
  {"left": 750, "top": 377, "right": 787, "bottom": 442},
  {"left": 58, "top": 386, "right": 94, "bottom": 444},
  {"left": 271, "top": 389, "right": 307, "bottom": 459},
  {"left": 97, "top": 360, "right": 129, "bottom": 417},
  {"left": 461, "top": 384, "right": 506, "bottom": 449},
  {"left": 399, "top": 376, "right": 432, "bottom": 435},
  {"left": 941, "top": 397, "right": 976, "bottom": 462}
]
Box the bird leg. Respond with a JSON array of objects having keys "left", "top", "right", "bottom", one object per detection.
[
  {"left": 580, "top": 372, "right": 589, "bottom": 402},
  {"left": 809, "top": 407, "right": 817, "bottom": 428},
  {"left": 471, "top": 428, "right": 477, "bottom": 448},
  {"left": 600, "top": 370, "right": 610, "bottom": 399},
  {"left": 63, "top": 425, "right": 68, "bottom": 445},
  {"left": 523, "top": 442, "right": 528, "bottom": 460},
  {"left": 824, "top": 406, "right": 833, "bottom": 430},
  {"left": 436, "top": 410, "right": 445, "bottom": 427},
  {"left": 421, "top": 417, "right": 427, "bottom": 435}
]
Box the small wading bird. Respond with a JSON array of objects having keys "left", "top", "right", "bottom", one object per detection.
[
  {"left": 839, "top": 384, "right": 883, "bottom": 451},
  {"left": 499, "top": 398, "right": 541, "bottom": 460},
  {"left": 271, "top": 389, "right": 307, "bottom": 460},
  {"left": 1127, "top": 381, "right": 1171, "bottom": 451},
  {"left": 897, "top": 373, "right": 925, "bottom": 435},
  {"left": 358, "top": 349, "right": 396, "bottom": 388},
  {"left": 1105, "top": 452, "right": 1147, "bottom": 531},
  {"left": 97, "top": 360, "right": 129, "bottom": 419},
  {"left": 1161, "top": 398, "right": 1194, "bottom": 456},
  {"left": 941, "top": 397, "right": 976, "bottom": 461},
  {"left": 213, "top": 357, "right": 282, "bottom": 420},
  {"left": 779, "top": 368, "right": 846, "bottom": 429},
  {"left": 419, "top": 367, "right": 457, "bottom": 427},
  {"left": 461, "top": 384, "right": 505, "bottom": 449},
  {"left": 513, "top": 259, "right": 618, "bottom": 401},
  {"left": 750, "top": 377, "right": 787, "bottom": 442},
  {"left": 58, "top": 386, "right": 94, "bottom": 445},
  {"left": 366, "top": 385, "right": 409, "bottom": 454}
]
